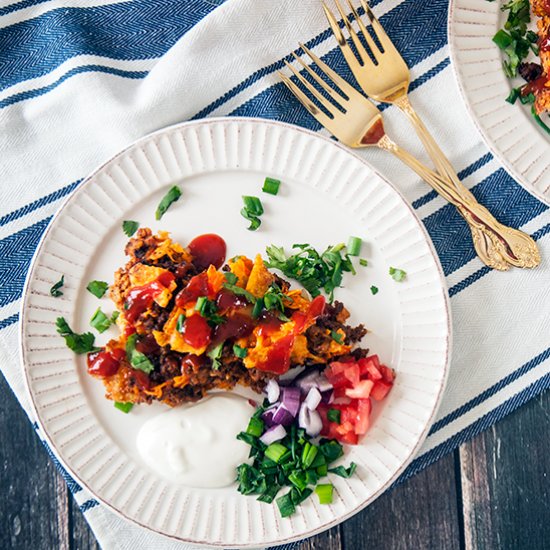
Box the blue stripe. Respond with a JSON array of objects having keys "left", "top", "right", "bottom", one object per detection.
[
  {"left": 0, "top": 0, "right": 222, "bottom": 91},
  {"left": 396, "top": 373, "right": 550, "bottom": 487},
  {"left": 0, "top": 66, "right": 147, "bottom": 109},
  {"left": 0, "top": 179, "right": 80, "bottom": 227},
  {"left": 0, "top": 313, "right": 18, "bottom": 329},
  {"left": 194, "top": 0, "right": 447, "bottom": 120},
  {"left": 0, "top": 0, "right": 52, "bottom": 16},
  {"left": 412, "top": 153, "right": 494, "bottom": 209},
  {"left": 448, "top": 220, "right": 550, "bottom": 297},
  {"left": 429, "top": 346, "right": 550, "bottom": 434},
  {"left": 0, "top": 217, "right": 51, "bottom": 307},
  {"left": 41, "top": 437, "right": 83, "bottom": 493},
  {"left": 79, "top": 499, "right": 100, "bottom": 513}
]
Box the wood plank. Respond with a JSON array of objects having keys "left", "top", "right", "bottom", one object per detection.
[
  {"left": 460, "top": 390, "right": 550, "bottom": 550},
  {"left": 69, "top": 497, "right": 101, "bottom": 550},
  {"left": 301, "top": 525, "right": 343, "bottom": 550},
  {"left": 0, "top": 373, "right": 70, "bottom": 550},
  {"left": 340, "top": 451, "right": 462, "bottom": 550}
]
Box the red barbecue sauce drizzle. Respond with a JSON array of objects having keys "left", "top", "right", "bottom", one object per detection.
[
  {"left": 360, "top": 119, "right": 385, "bottom": 145},
  {"left": 540, "top": 35, "right": 550, "bottom": 53},
  {"left": 87, "top": 348, "right": 125, "bottom": 377},
  {"left": 180, "top": 314, "right": 212, "bottom": 349},
  {"left": 523, "top": 75, "right": 550, "bottom": 96},
  {"left": 125, "top": 271, "right": 175, "bottom": 324},
  {"left": 175, "top": 272, "right": 213, "bottom": 306},
  {"left": 256, "top": 334, "right": 295, "bottom": 374},
  {"left": 188, "top": 234, "right": 226, "bottom": 270}
]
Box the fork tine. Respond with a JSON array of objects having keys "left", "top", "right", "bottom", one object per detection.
[
  {"left": 283, "top": 60, "right": 342, "bottom": 115},
  {"left": 277, "top": 70, "right": 335, "bottom": 127},
  {"left": 359, "top": 0, "right": 394, "bottom": 51},
  {"left": 332, "top": 0, "right": 373, "bottom": 67},
  {"left": 345, "top": 0, "right": 382, "bottom": 58},
  {"left": 290, "top": 53, "right": 348, "bottom": 104},
  {"left": 321, "top": 2, "right": 361, "bottom": 71},
  {"left": 299, "top": 42, "right": 361, "bottom": 100}
]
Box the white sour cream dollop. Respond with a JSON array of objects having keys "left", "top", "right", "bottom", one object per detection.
[{"left": 136, "top": 393, "right": 254, "bottom": 488}]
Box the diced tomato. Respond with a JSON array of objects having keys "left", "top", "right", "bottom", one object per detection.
[
  {"left": 325, "top": 369, "right": 350, "bottom": 390},
  {"left": 380, "top": 365, "right": 396, "bottom": 383},
  {"left": 354, "top": 399, "right": 372, "bottom": 435},
  {"left": 370, "top": 380, "right": 393, "bottom": 401},
  {"left": 334, "top": 427, "right": 358, "bottom": 445},
  {"left": 345, "top": 379, "right": 374, "bottom": 399},
  {"left": 343, "top": 363, "right": 360, "bottom": 385},
  {"left": 359, "top": 358, "right": 383, "bottom": 380},
  {"left": 328, "top": 361, "right": 349, "bottom": 376}
]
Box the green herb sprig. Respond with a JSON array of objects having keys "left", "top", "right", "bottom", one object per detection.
[
  {"left": 155, "top": 186, "right": 182, "bottom": 220},
  {"left": 50, "top": 276, "right": 64, "bottom": 297},
  {"left": 56, "top": 317, "right": 98, "bottom": 354}
]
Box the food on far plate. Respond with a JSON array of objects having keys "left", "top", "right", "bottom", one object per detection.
[
  {"left": 86, "top": 228, "right": 372, "bottom": 407},
  {"left": 492, "top": 0, "right": 550, "bottom": 128}
]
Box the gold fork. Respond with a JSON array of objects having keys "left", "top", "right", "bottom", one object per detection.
[
  {"left": 322, "top": 0, "right": 540, "bottom": 270},
  {"left": 278, "top": 45, "right": 538, "bottom": 270}
]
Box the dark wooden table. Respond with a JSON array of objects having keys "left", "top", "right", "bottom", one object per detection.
[{"left": 2, "top": 371, "right": 548, "bottom": 550}]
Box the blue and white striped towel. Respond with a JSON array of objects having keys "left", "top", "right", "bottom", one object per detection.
[{"left": 1, "top": 0, "right": 549, "bottom": 548}]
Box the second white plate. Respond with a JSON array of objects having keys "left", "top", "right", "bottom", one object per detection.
[{"left": 449, "top": 0, "right": 550, "bottom": 205}]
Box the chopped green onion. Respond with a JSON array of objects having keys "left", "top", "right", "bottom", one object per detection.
[
  {"left": 90, "top": 308, "right": 113, "bottom": 333},
  {"left": 176, "top": 314, "right": 185, "bottom": 332},
  {"left": 329, "top": 462, "right": 357, "bottom": 479},
  {"left": 506, "top": 87, "right": 521, "bottom": 104},
  {"left": 125, "top": 334, "right": 154, "bottom": 373},
  {"left": 370, "top": 285, "right": 379, "bottom": 295},
  {"left": 520, "top": 92, "right": 535, "bottom": 105},
  {"left": 114, "top": 402, "right": 134, "bottom": 414},
  {"left": 111, "top": 311, "right": 120, "bottom": 323},
  {"left": 257, "top": 484, "right": 280, "bottom": 503},
  {"left": 246, "top": 416, "right": 264, "bottom": 437},
  {"left": 359, "top": 258, "right": 368, "bottom": 267},
  {"left": 315, "top": 483, "right": 334, "bottom": 504},
  {"left": 327, "top": 408, "right": 341, "bottom": 424},
  {"left": 56, "top": 317, "right": 97, "bottom": 354},
  {"left": 207, "top": 342, "right": 224, "bottom": 370},
  {"left": 492, "top": 29, "right": 512, "bottom": 50},
  {"left": 305, "top": 469, "right": 319, "bottom": 486},
  {"left": 389, "top": 266, "right": 407, "bottom": 282},
  {"left": 347, "top": 236, "right": 362, "bottom": 256},
  {"left": 241, "top": 195, "right": 264, "bottom": 231},
  {"left": 276, "top": 493, "right": 295, "bottom": 518},
  {"left": 288, "top": 471, "right": 308, "bottom": 491},
  {"left": 155, "top": 185, "right": 182, "bottom": 220},
  {"left": 290, "top": 487, "right": 313, "bottom": 505},
  {"left": 262, "top": 177, "right": 281, "bottom": 195},
  {"left": 265, "top": 443, "right": 289, "bottom": 464},
  {"left": 330, "top": 330, "right": 344, "bottom": 344},
  {"left": 242, "top": 195, "right": 264, "bottom": 215},
  {"left": 301, "top": 442, "right": 318, "bottom": 469},
  {"left": 233, "top": 344, "right": 248, "bottom": 358},
  {"left": 195, "top": 296, "right": 207, "bottom": 314},
  {"left": 224, "top": 272, "right": 238, "bottom": 285},
  {"left": 50, "top": 275, "right": 64, "bottom": 297},
  {"left": 320, "top": 440, "right": 344, "bottom": 463},
  {"left": 86, "top": 280, "right": 109, "bottom": 298},
  {"left": 122, "top": 220, "right": 139, "bottom": 237},
  {"left": 316, "top": 464, "right": 328, "bottom": 476}
]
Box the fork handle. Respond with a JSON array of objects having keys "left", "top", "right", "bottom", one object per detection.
[{"left": 394, "top": 96, "right": 476, "bottom": 204}]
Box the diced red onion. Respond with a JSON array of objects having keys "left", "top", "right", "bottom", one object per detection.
[
  {"left": 266, "top": 379, "right": 280, "bottom": 404},
  {"left": 272, "top": 403, "right": 294, "bottom": 426},
  {"left": 298, "top": 403, "right": 323, "bottom": 437},
  {"left": 316, "top": 377, "right": 333, "bottom": 393},
  {"left": 260, "top": 424, "right": 287, "bottom": 445},
  {"left": 293, "top": 369, "right": 321, "bottom": 394},
  {"left": 321, "top": 389, "right": 334, "bottom": 404},
  {"left": 304, "top": 387, "right": 322, "bottom": 411},
  {"left": 261, "top": 407, "right": 277, "bottom": 427},
  {"left": 281, "top": 386, "right": 301, "bottom": 417}
]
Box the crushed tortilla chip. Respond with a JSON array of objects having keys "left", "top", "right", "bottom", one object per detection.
[
  {"left": 228, "top": 256, "right": 254, "bottom": 287},
  {"left": 245, "top": 254, "right": 274, "bottom": 298},
  {"left": 128, "top": 264, "right": 176, "bottom": 307},
  {"left": 153, "top": 307, "right": 208, "bottom": 355}
]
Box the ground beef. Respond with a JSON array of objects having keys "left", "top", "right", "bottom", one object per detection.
[{"left": 519, "top": 62, "right": 543, "bottom": 82}]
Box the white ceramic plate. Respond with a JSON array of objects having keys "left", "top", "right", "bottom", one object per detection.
[
  {"left": 449, "top": 0, "right": 550, "bottom": 205},
  {"left": 20, "top": 118, "right": 451, "bottom": 547}
]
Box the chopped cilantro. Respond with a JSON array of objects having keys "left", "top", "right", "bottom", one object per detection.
[
  {"left": 370, "top": 285, "right": 379, "bottom": 295},
  {"left": 233, "top": 344, "right": 248, "bottom": 358},
  {"left": 56, "top": 317, "right": 97, "bottom": 354},
  {"left": 155, "top": 185, "right": 182, "bottom": 220},
  {"left": 122, "top": 220, "right": 139, "bottom": 237},
  {"left": 207, "top": 342, "right": 224, "bottom": 370},
  {"left": 330, "top": 330, "right": 344, "bottom": 344},
  {"left": 327, "top": 408, "right": 341, "bottom": 424},
  {"left": 90, "top": 308, "right": 113, "bottom": 333},
  {"left": 241, "top": 196, "right": 264, "bottom": 231},
  {"left": 125, "top": 333, "right": 154, "bottom": 373}
]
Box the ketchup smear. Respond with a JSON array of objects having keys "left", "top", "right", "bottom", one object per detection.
[
  {"left": 125, "top": 271, "right": 175, "bottom": 324},
  {"left": 87, "top": 348, "right": 125, "bottom": 377},
  {"left": 188, "top": 234, "right": 227, "bottom": 270}
]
